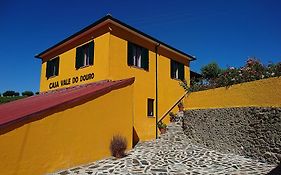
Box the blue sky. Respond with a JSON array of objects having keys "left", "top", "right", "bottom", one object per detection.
[{"left": 0, "top": 0, "right": 280, "bottom": 93}]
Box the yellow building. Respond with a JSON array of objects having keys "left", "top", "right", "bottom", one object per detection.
[
  {"left": 36, "top": 15, "right": 195, "bottom": 140},
  {"left": 0, "top": 15, "right": 195, "bottom": 174},
  {"left": 0, "top": 78, "right": 135, "bottom": 175}
]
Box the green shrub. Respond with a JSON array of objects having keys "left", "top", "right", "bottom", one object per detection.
[
  {"left": 3, "top": 90, "right": 17, "bottom": 97},
  {"left": 179, "top": 80, "right": 190, "bottom": 92},
  {"left": 157, "top": 121, "right": 167, "bottom": 129},
  {"left": 22, "top": 91, "right": 34, "bottom": 96},
  {"left": 0, "top": 96, "right": 25, "bottom": 104}
]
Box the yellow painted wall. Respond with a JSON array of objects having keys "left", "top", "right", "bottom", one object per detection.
[
  {"left": 108, "top": 34, "right": 189, "bottom": 140},
  {"left": 185, "top": 77, "right": 281, "bottom": 109},
  {"left": 0, "top": 85, "right": 133, "bottom": 175},
  {"left": 158, "top": 55, "right": 189, "bottom": 125},
  {"left": 40, "top": 33, "right": 111, "bottom": 92},
  {"left": 108, "top": 34, "right": 155, "bottom": 140},
  {"left": 39, "top": 30, "right": 191, "bottom": 141}
]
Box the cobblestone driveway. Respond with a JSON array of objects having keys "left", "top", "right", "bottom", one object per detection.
[{"left": 50, "top": 122, "right": 276, "bottom": 175}]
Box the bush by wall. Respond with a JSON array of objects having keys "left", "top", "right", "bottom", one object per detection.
[
  {"left": 110, "top": 135, "right": 127, "bottom": 158},
  {"left": 181, "top": 58, "right": 281, "bottom": 92}
]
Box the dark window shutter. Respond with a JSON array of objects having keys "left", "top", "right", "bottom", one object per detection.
[
  {"left": 46, "top": 61, "right": 51, "bottom": 78},
  {"left": 170, "top": 60, "right": 175, "bottom": 79},
  {"left": 179, "top": 63, "right": 185, "bottom": 80},
  {"left": 75, "top": 46, "right": 83, "bottom": 69},
  {"left": 55, "top": 57, "right": 60, "bottom": 76},
  {"left": 141, "top": 48, "right": 149, "bottom": 71},
  {"left": 127, "top": 42, "right": 134, "bottom": 66},
  {"left": 89, "top": 41, "right": 94, "bottom": 65}
]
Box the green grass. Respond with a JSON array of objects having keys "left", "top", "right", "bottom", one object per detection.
[{"left": 0, "top": 96, "right": 26, "bottom": 104}]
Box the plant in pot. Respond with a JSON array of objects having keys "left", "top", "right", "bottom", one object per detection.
[
  {"left": 177, "top": 102, "right": 184, "bottom": 111},
  {"left": 110, "top": 135, "right": 127, "bottom": 158},
  {"left": 169, "top": 112, "right": 176, "bottom": 122},
  {"left": 157, "top": 121, "right": 167, "bottom": 134}
]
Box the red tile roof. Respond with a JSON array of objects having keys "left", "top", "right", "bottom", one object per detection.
[{"left": 0, "top": 78, "right": 135, "bottom": 127}]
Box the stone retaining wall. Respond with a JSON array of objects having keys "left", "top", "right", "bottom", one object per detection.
[{"left": 183, "top": 107, "right": 281, "bottom": 164}]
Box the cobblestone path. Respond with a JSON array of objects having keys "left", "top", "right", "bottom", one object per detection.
[{"left": 50, "top": 122, "right": 276, "bottom": 175}]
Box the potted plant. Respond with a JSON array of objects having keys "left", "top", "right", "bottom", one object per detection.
[
  {"left": 178, "top": 102, "right": 184, "bottom": 111},
  {"left": 169, "top": 112, "right": 176, "bottom": 122},
  {"left": 157, "top": 121, "right": 167, "bottom": 134}
]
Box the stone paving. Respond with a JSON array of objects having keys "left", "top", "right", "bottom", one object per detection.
[{"left": 49, "top": 122, "right": 276, "bottom": 175}]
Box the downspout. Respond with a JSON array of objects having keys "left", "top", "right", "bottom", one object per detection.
[{"left": 155, "top": 43, "right": 160, "bottom": 139}]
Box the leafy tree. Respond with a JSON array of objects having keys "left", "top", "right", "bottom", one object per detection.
[
  {"left": 22, "top": 91, "right": 34, "bottom": 96},
  {"left": 14, "top": 92, "right": 20, "bottom": 96},
  {"left": 3, "top": 90, "right": 17, "bottom": 97},
  {"left": 201, "top": 62, "right": 222, "bottom": 80},
  {"left": 35, "top": 92, "right": 39, "bottom": 95}
]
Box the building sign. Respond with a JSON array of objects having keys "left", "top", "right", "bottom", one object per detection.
[{"left": 49, "top": 73, "right": 95, "bottom": 90}]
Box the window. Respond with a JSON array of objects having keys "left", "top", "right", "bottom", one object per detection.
[
  {"left": 127, "top": 42, "right": 149, "bottom": 71},
  {"left": 46, "top": 57, "right": 59, "bottom": 78},
  {"left": 170, "top": 60, "right": 185, "bottom": 80},
  {"left": 75, "top": 41, "right": 94, "bottom": 69},
  {"left": 147, "top": 98, "right": 154, "bottom": 117}
]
